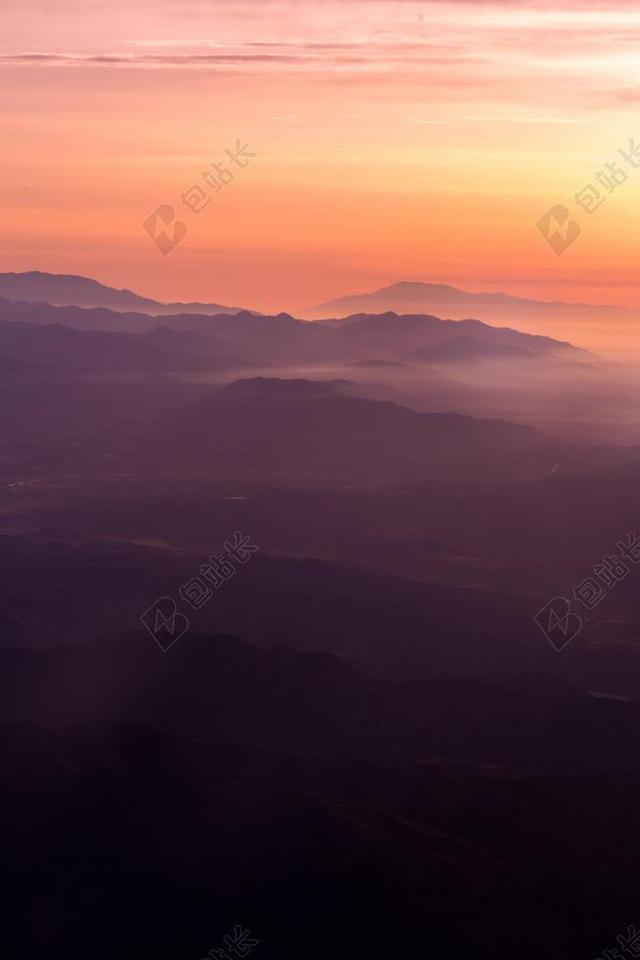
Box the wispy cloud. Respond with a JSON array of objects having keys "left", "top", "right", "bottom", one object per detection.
[
  {"left": 406, "top": 115, "right": 589, "bottom": 124},
  {"left": 0, "top": 44, "right": 483, "bottom": 71}
]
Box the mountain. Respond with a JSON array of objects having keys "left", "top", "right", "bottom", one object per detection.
[
  {"left": 0, "top": 320, "right": 209, "bottom": 374},
  {"left": 322, "top": 311, "right": 594, "bottom": 362},
  {"left": 2, "top": 630, "right": 640, "bottom": 772},
  {"left": 139, "top": 376, "right": 572, "bottom": 484},
  {"left": 0, "top": 353, "right": 50, "bottom": 376},
  {"left": 3, "top": 651, "right": 640, "bottom": 959},
  {"left": 0, "top": 271, "right": 248, "bottom": 315},
  {"left": 0, "top": 533, "right": 541, "bottom": 674},
  {"left": 1, "top": 272, "right": 634, "bottom": 355},
  {"left": 141, "top": 326, "right": 246, "bottom": 368},
  {"left": 4, "top": 530, "right": 640, "bottom": 697},
  {"left": 136, "top": 376, "right": 640, "bottom": 485},
  {"left": 0, "top": 298, "right": 348, "bottom": 364},
  {"left": 0, "top": 295, "right": 597, "bottom": 376},
  {"left": 407, "top": 335, "right": 537, "bottom": 365},
  {"left": 312, "top": 280, "right": 600, "bottom": 316},
  {"left": 308, "top": 281, "right": 640, "bottom": 353},
  {"left": 21, "top": 460, "right": 640, "bottom": 621}
]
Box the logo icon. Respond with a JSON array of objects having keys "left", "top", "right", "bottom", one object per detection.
[
  {"left": 140, "top": 596, "right": 189, "bottom": 652},
  {"left": 536, "top": 204, "right": 581, "bottom": 256},
  {"left": 534, "top": 596, "right": 582, "bottom": 652},
  {"left": 142, "top": 204, "right": 187, "bottom": 256}
]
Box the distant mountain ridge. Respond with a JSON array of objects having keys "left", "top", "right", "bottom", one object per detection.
[
  {"left": 1, "top": 271, "right": 635, "bottom": 354},
  {"left": 310, "top": 280, "right": 634, "bottom": 317},
  {"left": 0, "top": 296, "right": 593, "bottom": 367},
  {"left": 136, "top": 376, "right": 639, "bottom": 484},
  {"left": 0, "top": 271, "right": 249, "bottom": 316},
  {"left": 326, "top": 310, "right": 590, "bottom": 360},
  {"left": 308, "top": 280, "right": 640, "bottom": 353}
]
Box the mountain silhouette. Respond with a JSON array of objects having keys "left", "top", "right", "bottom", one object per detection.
[
  {"left": 0, "top": 271, "right": 249, "bottom": 315},
  {"left": 308, "top": 281, "right": 640, "bottom": 352},
  {"left": 407, "top": 335, "right": 537, "bottom": 365}
]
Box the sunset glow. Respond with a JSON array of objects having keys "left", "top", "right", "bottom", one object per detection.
[{"left": 3, "top": 0, "right": 640, "bottom": 325}]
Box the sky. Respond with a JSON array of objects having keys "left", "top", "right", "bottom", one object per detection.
[{"left": 2, "top": 0, "right": 640, "bottom": 316}]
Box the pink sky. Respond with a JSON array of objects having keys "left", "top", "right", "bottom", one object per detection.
[{"left": 2, "top": 0, "right": 640, "bottom": 319}]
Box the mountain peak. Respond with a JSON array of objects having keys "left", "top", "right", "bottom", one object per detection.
[
  {"left": 305, "top": 279, "right": 630, "bottom": 353},
  {"left": 0, "top": 270, "right": 249, "bottom": 317}
]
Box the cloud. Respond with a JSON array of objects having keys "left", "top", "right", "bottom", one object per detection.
[
  {"left": 610, "top": 87, "right": 640, "bottom": 102},
  {"left": 0, "top": 43, "right": 483, "bottom": 71},
  {"left": 406, "top": 115, "right": 589, "bottom": 124}
]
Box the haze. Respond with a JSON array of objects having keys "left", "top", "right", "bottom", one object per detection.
[{"left": 3, "top": 0, "right": 640, "bottom": 346}]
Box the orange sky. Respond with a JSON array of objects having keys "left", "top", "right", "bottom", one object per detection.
[{"left": 2, "top": 0, "right": 640, "bottom": 317}]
